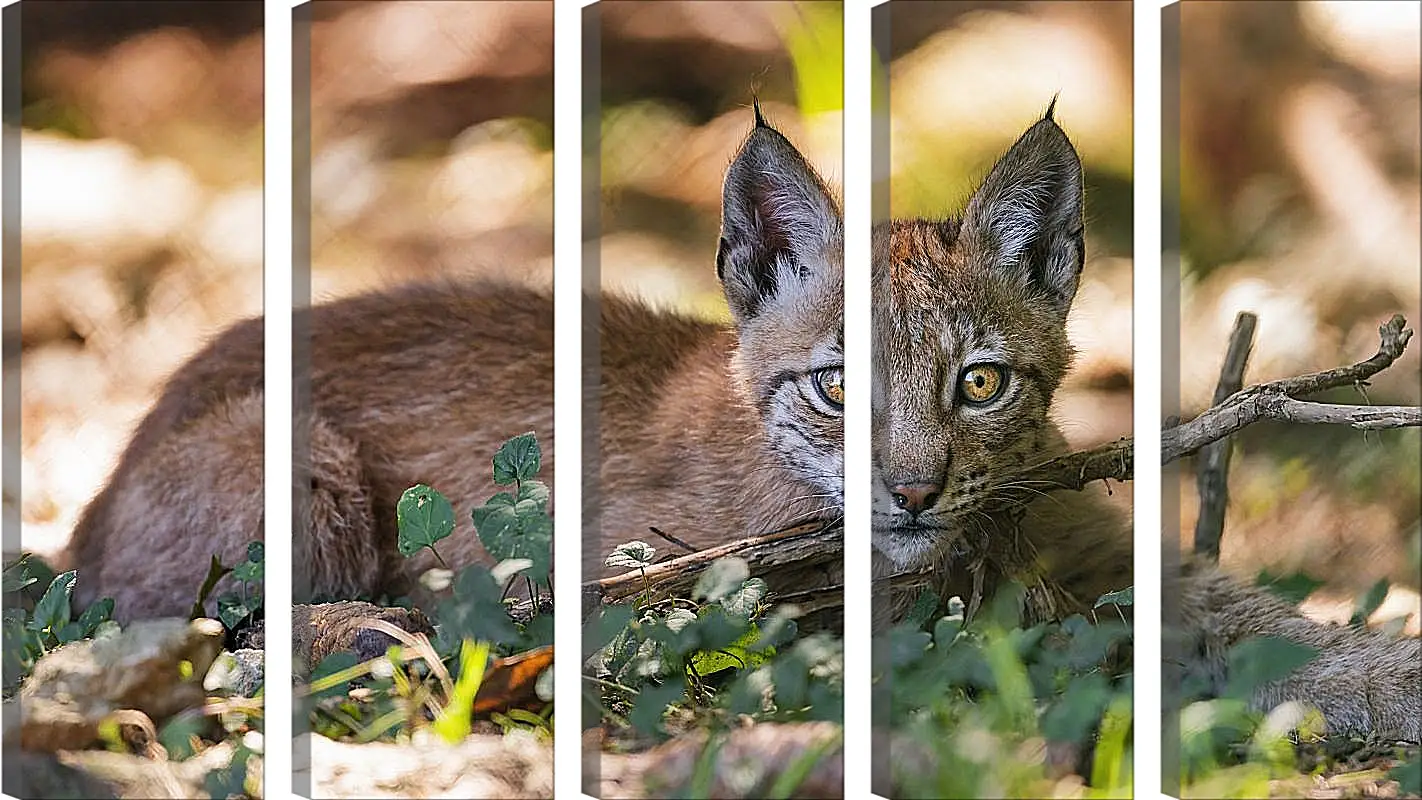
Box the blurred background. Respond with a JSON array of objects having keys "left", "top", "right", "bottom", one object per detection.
[
  {"left": 595, "top": 0, "right": 843, "bottom": 316},
  {"left": 883, "top": 1, "right": 1135, "bottom": 460},
  {"left": 307, "top": 0, "right": 552, "bottom": 300},
  {"left": 13, "top": 0, "right": 557, "bottom": 565},
  {"left": 13, "top": 1, "right": 264, "bottom": 562},
  {"left": 1174, "top": 0, "right": 1421, "bottom": 624}
]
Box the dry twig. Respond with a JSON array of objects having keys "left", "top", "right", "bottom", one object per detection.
[
  {"left": 1193, "top": 311, "right": 1257, "bottom": 561},
  {"left": 995, "top": 313, "right": 1418, "bottom": 495}
]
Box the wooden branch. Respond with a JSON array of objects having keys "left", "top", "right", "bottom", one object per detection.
[
  {"left": 581, "top": 521, "right": 840, "bottom": 614},
  {"left": 1163, "top": 314, "right": 1417, "bottom": 463},
  {"left": 1194, "top": 312, "right": 1257, "bottom": 561},
  {"left": 981, "top": 438, "right": 1132, "bottom": 513},
  {"left": 985, "top": 314, "right": 1419, "bottom": 497}
]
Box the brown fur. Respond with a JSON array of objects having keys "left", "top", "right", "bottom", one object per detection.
[
  {"left": 1177, "top": 563, "right": 1420, "bottom": 740},
  {"left": 65, "top": 117, "right": 844, "bottom": 621},
  {"left": 590, "top": 297, "right": 837, "bottom": 579},
  {"left": 66, "top": 284, "right": 555, "bottom": 620}
]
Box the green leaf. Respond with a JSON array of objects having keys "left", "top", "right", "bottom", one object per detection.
[
  {"left": 472, "top": 496, "right": 551, "bottom": 583},
  {"left": 1348, "top": 578, "right": 1390, "bottom": 627},
  {"left": 1064, "top": 620, "right": 1129, "bottom": 669},
  {"left": 693, "top": 558, "right": 749, "bottom": 603},
  {"left": 1093, "top": 587, "right": 1134, "bottom": 608},
  {"left": 881, "top": 628, "right": 931, "bottom": 670},
  {"left": 720, "top": 578, "right": 768, "bottom": 619},
  {"left": 436, "top": 566, "right": 520, "bottom": 650},
  {"left": 217, "top": 597, "right": 255, "bottom": 629},
  {"left": 933, "top": 614, "right": 964, "bottom": 649},
  {"left": 54, "top": 622, "right": 88, "bottom": 644},
  {"left": 2, "top": 554, "right": 39, "bottom": 594},
  {"left": 2, "top": 616, "right": 41, "bottom": 693},
  {"left": 246, "top": 542, "right": 264, "bottom": 564},
  {"left": 1255, "top": 570, "right": 1324, "bottom": 605},
  {"left": 28, "top": 570, "right": 77, "bottom": 635},
  {"left": 203, "top": 745, "right": 251, "bottom": 800},
  {"left": 583, "top": 603, "right": 636, "bottom": 661},
  {"left": 771, "top": 652, "right": 811, "bottom": 710},
  {"left": 517, "top": 480, "right": 550, "bottom": 510},
  {"left": 1224, "top": 636, "right": 1319, "bottom": 700},
  {"left": 1041, "top": 673, "right": 1112, "bottom": 743},
  {"left": 690, "top": 625, "right": 769, "bottom": 676},
  {"left": 902, "top": 587, "right": 940, "bottom": 628},
  {"left": 492, "top": 432, "right": 541, "bottom": 485},
  {"left": 749, "top": 613, "right": 797, "bottom": 653},
  {"left": 75, "top": 597, "right": 114, "bottom": 636},
  {"left": 673, "top": 607, "right": 747, "bottom": 657},
  {"left": 396, "top": 484, "right": 456, "bottom": 557},
  {"left": 232, "top": 559, "right": 263, "bottom": 584},
  {"left": 605, "top": 541, "right": 656, "bottom": 570},
  {"left": 628, "top": 678, "right": 686, "bottom": 737}
]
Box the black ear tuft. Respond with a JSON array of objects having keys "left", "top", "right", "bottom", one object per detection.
[
  {"left": 717, "top": 117, "right": 840, "bottom": 324},
  {"left": 960, "top": 114, "right": 1085, "bottom": 316},
  {"left": 1044, "top": 93, "right": 1059, "bottom": 122},
  {"left": 753, "top": 97, "right": 768, "bottom": 129}
]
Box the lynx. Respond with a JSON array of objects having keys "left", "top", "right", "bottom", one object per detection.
[
  {"left": 872, "top": 108, "right": 1417, "bottom": 740},
  {"left": 58, "top": 107, "right": 1416, "bottom": 740},
  {"left": 60, "top": 112, "right": 844, "bottom": 622}
]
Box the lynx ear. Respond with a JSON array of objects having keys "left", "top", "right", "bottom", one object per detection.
[
  {"left": 960, "top": 114, "right": 1085, "bottom": 316},
  {"left": 716, "top": 115, "right": 841, "bottom": 324}
]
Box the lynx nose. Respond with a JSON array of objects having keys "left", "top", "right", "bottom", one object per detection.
[{"left": 890, "top": 482, "right": 942, "bottom": 517}]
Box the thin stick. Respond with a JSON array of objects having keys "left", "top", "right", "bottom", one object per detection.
[
  {"left": 1194, "top": 312, "right": 1257, "bottom": 561},
  {"left": 648, "top": 526, "right": 698, "bottom": 555}
]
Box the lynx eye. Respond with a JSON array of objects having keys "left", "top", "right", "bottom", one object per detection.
[
  {"left": 813, "top": 367, "right": 844, "bottom": 409},
  {"left": 959, "top": 364, "right": 1007, "bottom": 405}
]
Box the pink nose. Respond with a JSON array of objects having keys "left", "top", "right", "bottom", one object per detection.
[{"left": 890, "top": 482, "right": 942, "bottom": 516}]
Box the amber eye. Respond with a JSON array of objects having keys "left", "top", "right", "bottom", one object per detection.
[
  {"left": 959, "top": 364, "right": 1007, "bottom": 404},
  {"left": 813, "top": 367, "right": 844, "bottom": 408}
]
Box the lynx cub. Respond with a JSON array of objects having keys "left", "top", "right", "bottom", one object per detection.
[
  {"left": 62, "top": 113, "right": 844, "bottom": 621},
  {"left": 873, "top": 108, "right": 1417, "bottom": 740}
]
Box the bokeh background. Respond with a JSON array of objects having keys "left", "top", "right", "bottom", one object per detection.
[
  {"left": 14, "top": 2, "right": 264, "bottom": 563},
  {"left": 1174, "top": 1, "right": 1421, "bottom": 627},
  {"left": 13, "top": 0, "right": 557, "bottom": 567},
  {"left": 883, "top": 1, "right": 1135, "bottom": 464},
  {"left": 307, "top": 0, "right": 552, "bottom": 300},
  {"left": 595, "top": 0, "right": 843, "bottom": 316}
]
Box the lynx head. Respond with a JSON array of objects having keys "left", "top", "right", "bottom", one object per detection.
[
  {"left": 717, "top": 110, "right": 845, "bottom": 512},
  {"left": 871, "top": 112, "right": 1085, "bottom": 568}
]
